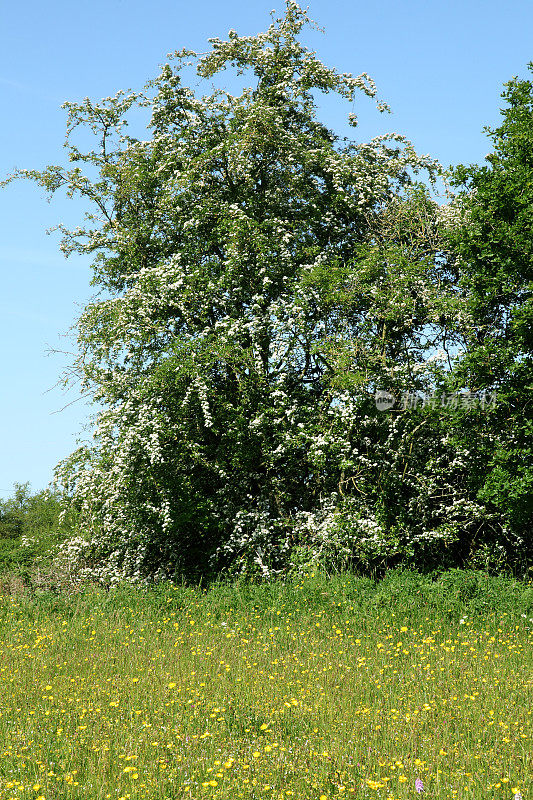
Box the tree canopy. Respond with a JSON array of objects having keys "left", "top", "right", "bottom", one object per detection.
[{"left": 3, "top": 4, "right": 532, "bottom": 583}]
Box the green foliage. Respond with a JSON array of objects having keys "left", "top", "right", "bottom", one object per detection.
[
  {"left": 441, "top": 63, "right": 533, "bottom": 575},
  {"left": 0, "top": 483, "right": 77, "bottom": 573},
  {"left": 2, "top": 5, "right": 532, "bottom": 583}
]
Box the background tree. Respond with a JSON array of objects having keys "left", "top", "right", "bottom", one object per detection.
[
  {"left": 0, "top": 483, "right": 76, "bottom": 573},
  {"left": 440, "top": 65, "right": 533, "bottom": 575}
]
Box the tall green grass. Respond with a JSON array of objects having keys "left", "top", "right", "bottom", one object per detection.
[{"left": 0, "top": 569, "right": 530, "bottom": 799}]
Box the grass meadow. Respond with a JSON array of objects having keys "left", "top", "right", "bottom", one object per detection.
[{"left": 0, "top": 568, "right": 530, "bottom": 800}]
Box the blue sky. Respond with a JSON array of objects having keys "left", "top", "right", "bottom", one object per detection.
[{"left": 1, "top": 0, "right": 532, "bottom": 498}]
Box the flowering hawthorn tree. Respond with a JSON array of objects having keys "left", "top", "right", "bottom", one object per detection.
[{"left": 5, "top": 3, "right": 477, "bottom": 583}]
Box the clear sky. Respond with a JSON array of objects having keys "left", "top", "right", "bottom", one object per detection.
[{"left": 1, "top": 0, "right": 532, "bottom": 498}]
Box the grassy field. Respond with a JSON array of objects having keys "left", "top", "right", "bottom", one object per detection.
[{"left": 0, "top": 568, "right": 530, "bottom": 800}]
